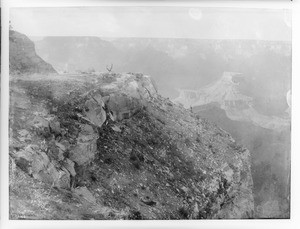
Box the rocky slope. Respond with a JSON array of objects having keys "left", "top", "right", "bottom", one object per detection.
[
  {"left": 9, "top": 30, "right": 57, "bottom": 75},
  {"left": 10, "top": 72, "right": 254, "bottom": 219},
  {"left": 194, "top": 105, "right": 290, "bottom": 218}
]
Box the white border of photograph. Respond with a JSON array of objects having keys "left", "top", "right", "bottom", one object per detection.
[{"left": 1, "top": 0, "right": 299, "bottom": 229}]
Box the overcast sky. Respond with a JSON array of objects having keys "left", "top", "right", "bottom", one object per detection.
[{"left": 10, "top": 7, "right": 291, "bottom": 41}]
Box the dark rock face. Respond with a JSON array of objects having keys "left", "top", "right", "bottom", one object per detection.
[
  {"left": 9, "top": 31, "right": 57, "bottom": 75},
  {"left": 9, "top": 73, "right": 254, "bottom": 219}
]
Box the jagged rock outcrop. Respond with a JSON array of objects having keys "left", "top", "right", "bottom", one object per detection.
[
  {"left": 9, "top": 30, "right": 57, "bottom": 74},
  {"left": 10, "top": 72, "right": 254, "bottom": 219}
]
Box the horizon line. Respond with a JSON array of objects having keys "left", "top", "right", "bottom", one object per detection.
[{"left": 28, "top": 35, "right": 292, "bottom": 43}]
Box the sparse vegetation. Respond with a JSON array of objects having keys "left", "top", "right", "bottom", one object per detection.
[
  {"left": 106, "top": 63, "right": 113, "bottom": 73},
  {"left": 178, "top": 206, "right": 189, "bottom": 219},
  {"left": 10, "top": 70, "right": 254, "bottom": 219}
]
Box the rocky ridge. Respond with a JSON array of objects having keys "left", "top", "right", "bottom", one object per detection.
[
  {"left": 10, "top": 71, "right": 254, "bottom": 219},
  {"left": 9, "top": 30, "right": 57, "bottom": 75}
]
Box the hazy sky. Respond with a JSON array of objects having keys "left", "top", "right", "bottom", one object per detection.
[{"left": 10, "top": 7, "right": 291, "bottom": 41}]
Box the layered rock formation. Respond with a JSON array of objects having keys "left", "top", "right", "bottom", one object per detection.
[
  {"left": 174, "top": 72, "right": 290, "bottom": 131},
  {"left": 10, "top": 72, "right": 254, "bottom": 219}
]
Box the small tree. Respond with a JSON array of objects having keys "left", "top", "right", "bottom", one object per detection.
[{"left": 106, "top": 64, "right": 113, "bottom": 73}]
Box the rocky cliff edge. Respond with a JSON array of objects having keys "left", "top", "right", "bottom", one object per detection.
[{"left": 9, "top": 72, "right": 254, "bottom": 219}]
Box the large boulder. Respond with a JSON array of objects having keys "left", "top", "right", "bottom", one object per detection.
[
  {"left": 11, "top": 144, "right": 70, "bottom": 189},
  {"left": 83, "top": 98, "right": 106, "bottom": 127},
  {"left": 102, "top": 73, "right": 158, "bottom": 121},
  {"left": 69, "top": 124, "right": 98, "bottom": 165},
  {"left": 106, "top": 94, "right": 141, "bottom": 121},
  {"left": 74, "top": 186, "right": 97, "bottom": 203}
]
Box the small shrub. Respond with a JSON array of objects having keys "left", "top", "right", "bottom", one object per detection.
[
  {"left": 129, "top": 151, "right": 144, "bottom": 169},
  {"left": 128, "top": 210, "right": 143, "bottom": 220},
  {"left": 184, "top": 138, "right": 192, "bottom": 147},
  {"left": 132, "top": 161, "right": 140, "bottom": 170},
  {"left": 104, "top": 157, "right": 113, "bottom": 164},
  {"left": 178, "top": 206, "right": 189, "bottom": 219},
  {"left": 137, "top": 153, "right": 144, "bottom": 162}
]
